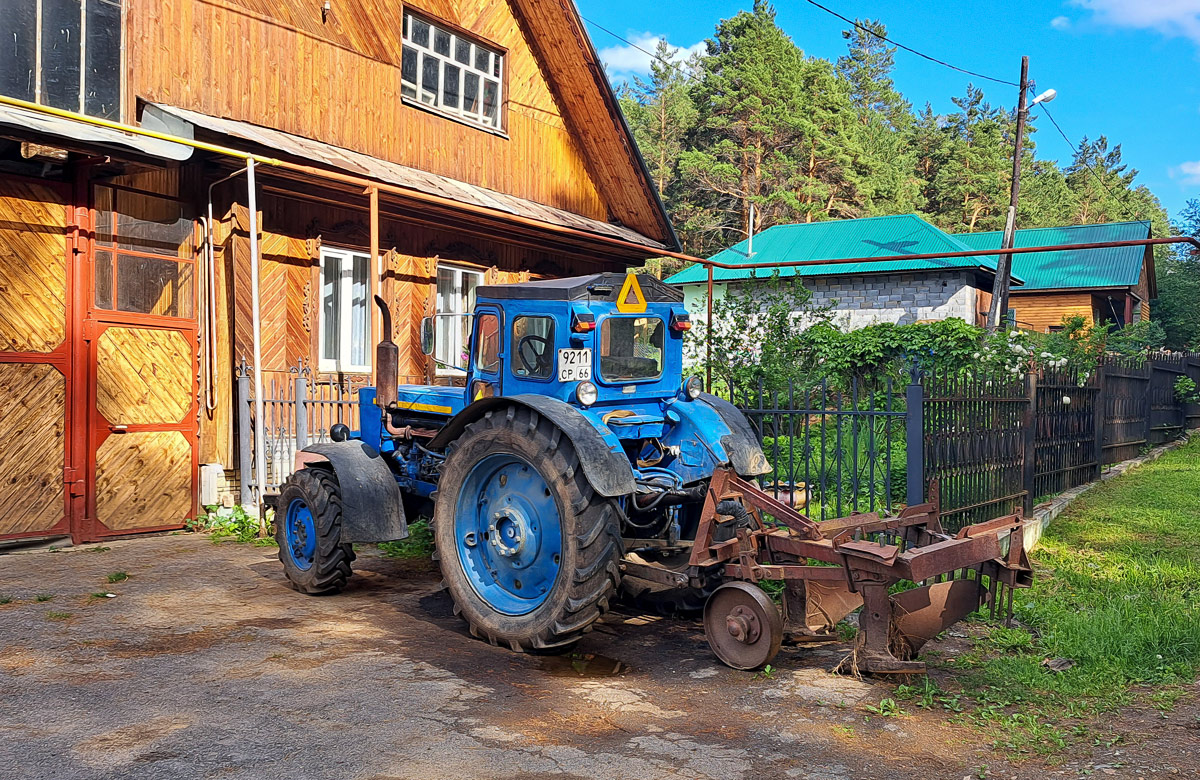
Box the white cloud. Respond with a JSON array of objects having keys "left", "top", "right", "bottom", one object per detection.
[
  {"left": 1173, "top": 160, "right": 1200, "bottom": 185},
  {"left": 1071, "top": 0, "right": 1200, "bottom": 44},
  {"left": 1050, "top": 15, "right": 1072, "bottom": 30},
  {"left": 597, "top": 32, "right": 706, "bottom": 79}
]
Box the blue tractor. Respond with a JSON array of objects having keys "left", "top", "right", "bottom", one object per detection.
[{"left": 276, "top": 273, "right": 1031, "bottom": 673}]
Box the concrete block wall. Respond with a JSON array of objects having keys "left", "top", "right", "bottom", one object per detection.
[{"left": 681, "top": 271, "right": 982, "bottom": 331}]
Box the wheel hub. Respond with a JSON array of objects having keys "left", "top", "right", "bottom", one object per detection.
[
  {"left": 725, "top": 605, "right": 761, "bottom": 643},
  {"left": 454, "top": 453, "right": 563, "bottom": 616},
  {"left": 490, "top": 510, "right": 529, "bottom": 558}
]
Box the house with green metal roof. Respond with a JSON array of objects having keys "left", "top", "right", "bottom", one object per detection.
[
  {"left": 665, "top": 214, "right": 1008, "bottom": 330},
  {"left": 955, "top": 221, "right": 1155, "bottom": 332}
]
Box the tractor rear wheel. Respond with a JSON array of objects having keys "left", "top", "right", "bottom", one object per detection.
[
  {"left": 434, "top": 406, "right": 622, "bottom": 652},
  {"left": 275, "top": 467, "right": 356, "bottom": 594}
]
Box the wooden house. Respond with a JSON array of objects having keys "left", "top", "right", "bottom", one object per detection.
[
  {"left": 955, "top": 222, "right": 1156, "bottom": 332},
  {"left": 0, "top": 0, "right": 677, "bottom": 544}
]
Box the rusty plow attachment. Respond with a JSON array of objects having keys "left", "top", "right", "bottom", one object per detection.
[{"left": 689, "top": 469, "right": 1033, "bottom": 675}]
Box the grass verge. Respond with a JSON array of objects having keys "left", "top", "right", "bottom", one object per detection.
[{"left": 927, "top": 435, "right": 1200, "bottom": 757}]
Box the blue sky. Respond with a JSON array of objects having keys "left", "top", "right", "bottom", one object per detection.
[{"left": 577, "top": 0, "right": 1200, "bottom": 223}]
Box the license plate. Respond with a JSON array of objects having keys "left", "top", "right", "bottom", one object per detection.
[{"left": 557, "top": 348, "right": 592, "bottom": 382}]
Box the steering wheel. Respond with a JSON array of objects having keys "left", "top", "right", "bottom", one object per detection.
[{"left": 516, "top": 334, "right": 552, "bottom": 375}]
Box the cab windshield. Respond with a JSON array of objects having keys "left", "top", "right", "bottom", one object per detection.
[{"left": 599, "top": 317, "right": 664, "bottom": 382}]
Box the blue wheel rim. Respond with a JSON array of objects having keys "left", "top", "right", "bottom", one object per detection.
[
  {"left": 454, "top": 453, "right": 563, "bottom": 616},
  {"left": 285, "top": 497, "right": 317, "bottom": 571}
]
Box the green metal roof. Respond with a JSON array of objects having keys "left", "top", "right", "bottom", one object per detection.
[
  {"left": 954, "top": 221, "right": 1151, "bottom": 292},
  {"left": 664, "top": 214, "right": 1004, "bottom": 286}
]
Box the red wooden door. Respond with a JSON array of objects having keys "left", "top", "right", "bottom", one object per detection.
[
  {"left": 0, "top": 177, "right": 75, "bottom": 543},
  {"left": 80, "top": 183, "right": 199, "bottom": 541}
]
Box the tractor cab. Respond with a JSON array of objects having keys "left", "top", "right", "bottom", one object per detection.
[{"left": 421, "top": 272, "right": 693, "bottom": 409}]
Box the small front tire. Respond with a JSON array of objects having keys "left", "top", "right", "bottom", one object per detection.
[{"left": 276, "top": 467, "right": 355, "bottom": 594}]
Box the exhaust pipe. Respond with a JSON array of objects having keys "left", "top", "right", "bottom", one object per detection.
[{"left": 374, "top": 294, "right": 398, "bottom": 409}]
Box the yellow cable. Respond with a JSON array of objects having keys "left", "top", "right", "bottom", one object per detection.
[{"left": 0, "top": 94, "right": 283, "bottom": 166}]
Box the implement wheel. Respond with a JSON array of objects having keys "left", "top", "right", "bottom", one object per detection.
[
  {"left": 275, "top": 467, "right": 355, "bottom": 594},
  {"left": 434, "top": 406, "right": 623, "bottom": 652},
  {"left": 704, "top": 582, "right": 783, "bottom": 670}
]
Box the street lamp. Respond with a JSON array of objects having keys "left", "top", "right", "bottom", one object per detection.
[{"left": 987, "top": 59, "right": 1056, "bottom": 329}]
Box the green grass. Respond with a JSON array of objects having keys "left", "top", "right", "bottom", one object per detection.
[
  {"left": 45, "top": 611, "right": 71, "bottom": 621},
  {"left": 35, "top": 594, "right": 54, "bottom": 602},
  {"left": 106, "top": 571, "right": 128, "bottom": 583},
  {"left": 938, "top": 435, "right": 1200, "bottom": 756},
  {"left": 0, "top": 596, "right": 12, "bottom": 605},
  {"left": 378, "top": 519, "right": 434, "bottom": 560}
]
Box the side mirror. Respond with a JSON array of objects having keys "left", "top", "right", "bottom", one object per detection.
[{"left": 420, "top": 316, "right": 435, "bottom": 355}]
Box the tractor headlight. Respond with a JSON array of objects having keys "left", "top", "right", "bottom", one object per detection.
[
  {"left": 683, "top": 376, "right": 703, "bottom": 400},
  {"left": 576, "top": 381, "right": 598, "bottom": 407}
]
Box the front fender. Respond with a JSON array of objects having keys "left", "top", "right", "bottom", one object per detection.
[
  {"left": 297, "top": 440, "right": 408, "bottom": 543},
  {"left": 427, "top": 395, "right": 636, "bottom": 498}
]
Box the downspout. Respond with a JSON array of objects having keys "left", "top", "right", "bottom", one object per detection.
[{"left": 246, "top": 159, "right": 268, "bottom": 515}]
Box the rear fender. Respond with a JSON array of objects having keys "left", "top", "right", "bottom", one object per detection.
[
  {"left": 295, "top": 441, "right": 408, "bottom": 543},
  {"left": 426, "top": 395, "right": 636, "bottom": 498}
]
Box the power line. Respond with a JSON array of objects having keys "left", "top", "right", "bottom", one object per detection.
[
  {"left": 578, "top": 15, "right": 703, "bottom": 86},
  {"left": 1038, "top": 104, "right": 1127, "bottom": 204},
  {"left": 801, "top": 0, "right": 1019, "bottom": 87}
]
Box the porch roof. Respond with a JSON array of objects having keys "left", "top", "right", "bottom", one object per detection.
[
  {"left": 143, "top": 103, "right": 667, "bottom": 254},
  {"left": 0, "top": 102, "right": 192, "bottom": 161}
]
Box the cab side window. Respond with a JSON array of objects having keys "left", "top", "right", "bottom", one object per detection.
[
  {"left": 511, "top": 315, "right": 554, "bottom": 380},
  {"left": 474, "top": 312, "right": 500, "bottom": 374}
]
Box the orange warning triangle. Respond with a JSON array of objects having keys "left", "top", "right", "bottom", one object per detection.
[{"left": 615, "top": 274, "right": 647, "bottom": 313}]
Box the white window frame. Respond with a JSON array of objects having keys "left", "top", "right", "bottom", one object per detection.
[
  {"left": 400, "top": 11, "right": 505, "bottom": 132},
  {"left": 318, "top": 247, "right": 373, "bottom": 375},
  {"left": 434, "top": 264, "right": 483, "bottom": 377}
]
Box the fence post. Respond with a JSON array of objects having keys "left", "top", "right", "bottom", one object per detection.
[
  {"left": 905, "top": 373, "right": 924, "bottom": 507},
  {"left": 1093, "top": 362, "right": 1106, "bottom": 479},
  {"left": 294, "top": 374, "right": 308, "bottom": 451},
  {"left": 1142, "top": 360, "right": 1155, "bottom": 451},
  {"left": 237, "top": 369, "right": 254, "bottom": 507},
  {"left": 1022, "top": 371, "right": 1038, "bottom": 516}
]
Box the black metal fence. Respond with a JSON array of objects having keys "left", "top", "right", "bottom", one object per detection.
[
  {"left": 731, "top": 353, "right": 1200, "bottom": 533},
  {"left": 729, "top": 378, "right": 907, "bottom": 521}
]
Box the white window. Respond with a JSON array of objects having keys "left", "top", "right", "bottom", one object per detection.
[
  {"left": 319, "top": 247, "right": 372, "bottom": 374},
  {"left": 401, "top": 11, "right": 504, "bottom": 131},
  {"left": 435, "top": 265, "right": 481, "bottom": 375}
]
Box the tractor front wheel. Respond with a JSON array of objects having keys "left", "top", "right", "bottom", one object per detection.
[
  {"left": 434, "top": 406, "right": 623, "bottom": 652},
  {"left": 275, "top": 467, "right": 356, "bottom": 594}
]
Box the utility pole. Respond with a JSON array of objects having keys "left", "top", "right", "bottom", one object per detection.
[{"left": 987, "top": 56, "right": 1029, "bottom": 330}]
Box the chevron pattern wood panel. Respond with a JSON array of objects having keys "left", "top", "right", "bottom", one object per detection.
[
  {"left": 0, "top": 363, "right": 65, "bottom": 535},
  {"left": 389, "top": 253, "right": 433, "bottom": 384},
  {"left": 0, "top": 179, "right": 67, "bottom": 353},
  {"left": 95, "top": 430, "right": 191, "bottom": 530},
  {"left": 97, "top": 327, "right": 192, "bottom": 425}
]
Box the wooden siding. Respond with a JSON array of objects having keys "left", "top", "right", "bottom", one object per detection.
[
  {"left": 94, "top": 430, "right": 193, "bottom": 530},
  {"left": 125, "top": 0, "right": 619, "bottom": 229},
  {"left": 1009, "top": 292, "right": 1095, "bottom": 333},
  {"left": 0, "top": 363, "right": 65, "bottom": 536},
  {"left": 0, "top": 180, "right": 67, "bottom": 352}
]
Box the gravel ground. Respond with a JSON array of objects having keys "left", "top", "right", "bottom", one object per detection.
[{"left": 0, "top": 534, "right": 1194, "bottom": 780}]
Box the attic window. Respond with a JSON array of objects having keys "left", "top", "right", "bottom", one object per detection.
[{"left": 401, "top": 12, "right": 503, "bottom": 131}]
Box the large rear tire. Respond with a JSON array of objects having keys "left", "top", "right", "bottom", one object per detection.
[
  {"left": 434, "top": 405, "right": 623, "bottom": 652},
  {"left": 275, "top": 467, "right": 356, "bottom": 594}
]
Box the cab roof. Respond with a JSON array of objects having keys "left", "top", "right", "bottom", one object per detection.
[{"left": 477, "top": 273, "right": 684, "bottom": 304}]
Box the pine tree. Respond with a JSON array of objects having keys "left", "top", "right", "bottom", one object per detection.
[
  {"left": 835, "top": 19, "right": 911, "bottom": 130},
  {"left": 619, "top": 40, "right": 698, "bottom": 198}
]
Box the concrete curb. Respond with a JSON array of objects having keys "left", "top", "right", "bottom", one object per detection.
[{"left": 1021, "top": 431, "right": 1196, "bottom": 552}]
